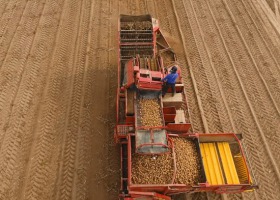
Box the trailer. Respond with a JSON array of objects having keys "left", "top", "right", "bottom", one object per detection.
[{"left": 115, "top": 14, "right": 257, "bottom": 200}]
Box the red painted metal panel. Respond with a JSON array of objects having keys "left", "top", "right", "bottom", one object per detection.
[
  {"left": 166, "top": 123, "right": 191, "bottom": 132},
  {"left": 163, "top": 107, "right": 176, "bottom": 114},
  {"left": 163, "top": 114, "right": 176, "bottom": 123}
]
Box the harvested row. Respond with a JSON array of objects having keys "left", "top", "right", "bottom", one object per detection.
[
  {"left": 1, "top": 1, "right": 65, "bottom": 200},
  {"left": 81, "top": 0, "right": 120, "bottom": 199},
  {"left": 0, "top": 1, "right": 50, "bottom": 199},
  {"left": 53, "top": 0, "right": 93, "bottom": 199},
  {"left": 21, "top": 0, "right": 84, "bottom": 199}
]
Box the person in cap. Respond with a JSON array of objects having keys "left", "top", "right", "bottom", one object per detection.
[{"left": 162, "top": 66, "right": 178, "bottom": 97}]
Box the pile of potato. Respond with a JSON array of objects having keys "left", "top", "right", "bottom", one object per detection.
[
  {"left": 172, "top": 137, "right": 201, "bottom": 185},
  {"left": 131, "top": 137, "right": 202, "bottom": 185},
  {"left": 139, "top": 98, "right": 162, "bottom": 127},
  {"left": 131, "top": 152, "right": 173, "bottom": 184}
]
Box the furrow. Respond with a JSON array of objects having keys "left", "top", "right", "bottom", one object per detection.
[
  {"left": 223, "top": 0, "right": 280, "bottom": 114},
  {"left": 0, "top": 0, "right": 30, "bottom": 69},
  {"left": 242, "top": 0, "right": 280, "bottom": 68},
  {"left": 173, "top": 0, "right": 223, "bottom": 133},
  {"left": 0, "top": 1, "right": 47, "bottom": 199},
  {"left": 21, "top": 0, "right": 83, "bottom": 199},
  {"left": 0, "top": 0, "right": 42, "bottom": 147},
  {"left": 0, "top": 0, "right": 9, "bottom": 18},
  {"left": 234, "top": 0, "right": 280, "bottom": 101},
  {"left": 73, "top": 0, "right": 113, "bottom": 199},
  {"left": 54, "top": 0, "right": 91, "bottom": 199},
  {"left": 74, "top": 1, "right": 97, "bottom": 199},
  {"left": 236, "top": 0, "right": 280, "bottom": 72},
  {"left": 5, "top": 2, "right": 64, "bottom": 198},
  {"left": 220, "top": 0, "right": 280, "bottom": 168},
  {"left": 187, "top": 0, "right": 234, "bottom": 133},
  {"left": 225, "top": 0, "right": 280, "bottom": 161},
  {"left": 207, "top": 0, "right": 280, "bottom": 199},
  {"left": 0, "top": 0, "right": 20, "bottom": 50}
]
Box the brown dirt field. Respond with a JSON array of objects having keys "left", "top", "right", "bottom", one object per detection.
[{"left": 0, "top": 0, "right": 279, "bottom": 200}]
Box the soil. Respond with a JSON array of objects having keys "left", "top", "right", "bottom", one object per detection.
[{"left": 0, "top": 0, "right": 279, "bottom": 200}]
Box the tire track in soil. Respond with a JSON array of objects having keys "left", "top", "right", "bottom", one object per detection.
[
  {"left": 0, "top": 0, "right": 29, "bottom": 69},
  {"left": 0, "top": 1, "right": 65, "bottom": 200},
  {"left": 223, "top": 0, "right": 280, "bottom": 115},
  {"left": 53, "top": 0, "right": 89, "bottom": 199},
  {"left": 0, "top": 0, "right": 29, "bottom": 143},
  {"left": 206, "top": 0, "right": 280, "bottom": 199},
  {"left": 218, "top": 0, "right": 280, "bottom": 172},
  {"left": 188, "top": 2, "right": 270, "bottom": 200},
  {"left": 18, "top": 1, "right": 66, "bottom": 199},
  {"left": 0, "top": 0, "right": 27, "bottom": 147},
  {"left": 0, "top": 0, "right": 9, "bottom": 18},
  {"left": 20, "top": 0, "right": 83, "bottom": 199},
  {"left": 0, "top": 1, "right": 47, "bottom": 199},
  {"left": 242, "top": 0, "right": 280, "bottom": 70},
  {"left": 252, "top": 0, "right": 280, "bottom": 38},
  {"left": 185, "top": 0, "right": 232, "bottom": 135},
  {"left": 171, "top": 0, "right": 224, "bottom": 134},
  {"left": 0, "top": 0, "right": 25, "bottom": 62},
  {"left": 188, "top": 0, "right": 236, "bottom": 134},
  {"left": 234, "top": 1, "right": 280, "bottom": 96},
  {"left": 231, "top": 0, "right": 280, "bottom": 74},
  {"left": 174, "top": 0, "right": 222, "bottom": 134},
  {"left": 73, "top": 0, "right": 97, "bottom": 199},
  {"left": 225, "top": 0, "right": 280, "bottom": 170},
  {"left": 230, "top": 0, "right": 280, "bottom": 73},
  {"left": 155, "top": 0, "right": 205, "bottom": 133},
  {"left": 193, "top": 0, "right": 262, "bottom": 199}
]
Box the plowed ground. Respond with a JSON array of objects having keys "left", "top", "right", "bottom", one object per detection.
[{"left": 0, "top": 0, "right": 279, "bottom": 200}]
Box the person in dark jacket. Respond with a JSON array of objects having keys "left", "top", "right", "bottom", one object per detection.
[{"left": 162, "top": 66, "right": 178, "bottom": 97}]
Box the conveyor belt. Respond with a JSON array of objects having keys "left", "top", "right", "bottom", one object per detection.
[
  {"left": 200, "top": 142, "right": 240, "bottom": 185},
  {"left": 234, "top": 153, "right": 251, "bottom": 184},
  {"left": 200, "top": 143, "right": 224, "bottom": 185},
  {"left": 217, "top": 142, "right": 240, "bottom": 184}
]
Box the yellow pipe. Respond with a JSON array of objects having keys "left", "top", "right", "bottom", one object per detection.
[
  {"left": 217, "top": 142, "right": 239, "bottom": 184},
  {"left": 200, "top": 143, "right": 224, "bottom": 185}
]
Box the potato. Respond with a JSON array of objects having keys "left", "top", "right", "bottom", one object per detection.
[
  {"left": 139, "top": 99, "right": 162, "bottom": 127},
  {"left": 131, "top": 137, "right": 202, "bottom": 185}
]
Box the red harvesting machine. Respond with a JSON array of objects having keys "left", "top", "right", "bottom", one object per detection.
[{"left": 115, "top": 15, "right": 258, "bottom": 200}]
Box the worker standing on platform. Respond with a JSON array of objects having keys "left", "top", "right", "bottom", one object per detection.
[{"left": 162, "top": 66, "right": 178, "bottom": 97}]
